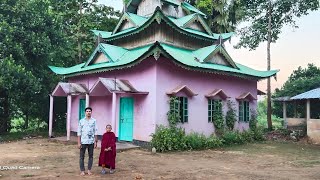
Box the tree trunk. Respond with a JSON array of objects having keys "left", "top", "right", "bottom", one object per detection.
[
  {"left": 25, "top": 113, "right": 29, "bottom": 129},
  {"left": 0, "top": 89, "right": 10, "bottom": 134},
  {"left": 77, "top": 1, "right": 83, "bottom": 63},
  {"left": 267, "top": 0, "right": 273, "bottom": 130}
]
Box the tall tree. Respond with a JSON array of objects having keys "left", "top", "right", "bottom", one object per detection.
[
  {"left": 236, "top": 0, "right": 319, "bottom": 130},
  {"left": 50, "top": 0, "right": 120, "bottom": 64},
  {"left": 0, "top": 0, "right": 63, "bottom": 131},
  {"left": 0, "top": 57, "right": 40, "bottom": 133},
  {"left": 0, "top": 0, "right": 120, "bottom": 133},
  {"left": 196, "top": 0, "right": 244, "bottom": 33}
]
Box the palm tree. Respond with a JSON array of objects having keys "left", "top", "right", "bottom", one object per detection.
[{"left": 196, "top": 0, "right": 244, "bottom": 33}]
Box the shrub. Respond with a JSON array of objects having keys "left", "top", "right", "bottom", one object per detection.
[
  {"left": 212, "top": 110, "right": 224, "bottom": 130},
  {"left": 251, "top": 127, "right": 265, "bottom": 141},
  {"left": 185, "top": 132, "right": 207, "bottom": 150},
  {"left": 206, "top": 135, "right": 224, "bottom": 148},
  {"left": 249, "top": 109, "right": 257, "bottom": 130},
  {"left": 151, "top": 125, "right": 187, "bottom": 152},
  {"left": 240, "top": 130, "right": 254, "bottom": 143},
  {"left": 221, "top": 131, "right": 244, "bottom": 145}
]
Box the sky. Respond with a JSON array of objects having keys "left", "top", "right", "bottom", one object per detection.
[{"left": 99, "top": 0, "right": 320, "bottom": 93}]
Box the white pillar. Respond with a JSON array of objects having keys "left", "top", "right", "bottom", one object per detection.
[
  {"left": 306, "top": 99, "right": 310, "bottom": 121},
  {"left": 49, "top": 95, "right": 54, "bottom": 138},
  {"left": 283, "top": 102, "right": 287, "bottom": 129},
  {"left": 111, "top": 92, "right": 117, "bottom": 136},
  {"left": 67, "top": 95, "right": 72, "bottom": 141},
  {"left": 85, "top": 93, "right": 90, "bottom": 107}
]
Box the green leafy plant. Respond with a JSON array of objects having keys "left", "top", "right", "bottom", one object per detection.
[
  {"left": 251, "top": 127, "right": 265, "bottom": 141},
  {"left": 225, "top": 100, "right": 237, "bottom": 130},
  {"left": 249, "top": 109, "right": 258, "bottom": 130},
  {"left": 221, "top": 131, "right": 243, "bottom": 145},
  {"left": 150, "top": 125, "right": 187, "bottom": 152},
  {"left": 167, "top": 97, "right": 181, "bottom": 128},
  {"left": 206, "top": 135, "right": 224, "bottom": 148},
  {"left": 212, "top": 108, "right": 224, "bottom": 130},
  {"left": 185, "top": 132, "right": 208, "bottom": 150}
]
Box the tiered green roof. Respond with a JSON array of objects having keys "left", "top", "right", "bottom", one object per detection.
[
  {"left": 49, "top": 42, "right": 278, "bottom": 79},
  {"left": 91, "top": 7, "right": 232, "bottom": 42},
  {"left": 49, "top": 3, "right": 278, "bottom": 80}
]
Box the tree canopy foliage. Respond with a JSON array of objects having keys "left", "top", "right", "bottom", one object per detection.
[
  {"left": 0, "top": 0, "right": 120, "bottom": 134},
  {"left": 274, "top": 64, "right": 320, "bottom": 98},
  {"left": 236, "top": 0, "right": 319, "bottom": 50},
  {"left": 273, "top": 64, "right": 320, "bottom": 118}
]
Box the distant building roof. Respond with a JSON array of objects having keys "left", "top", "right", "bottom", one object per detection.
[
  {"left": 291, "top": 87, "right": 320, "bottom": 100},
  {"left": 273, "top": 96, "right": 292, "bottom": 102}
]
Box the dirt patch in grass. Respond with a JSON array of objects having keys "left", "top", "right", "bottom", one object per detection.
[{"left": 0, "top": 139, "right": 320, "bottom": 179}]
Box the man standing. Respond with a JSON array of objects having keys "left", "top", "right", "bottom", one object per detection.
[{"left": 77, "top": 107, "right": 98, "bottom": 176}]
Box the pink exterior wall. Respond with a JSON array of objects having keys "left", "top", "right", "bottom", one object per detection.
[
  {"left": 64, "top": 56, "right": 258, "bottom": 142},
  {"left": 68, "top": 58, "right": 157, "bottom": 141},
  {"left": 155, "top": 57, "right": 257, "bottom": 136}
]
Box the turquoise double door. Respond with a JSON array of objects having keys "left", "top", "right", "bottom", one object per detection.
[{"left": 118, "top": 97, "right": 134, "bottom": 142}]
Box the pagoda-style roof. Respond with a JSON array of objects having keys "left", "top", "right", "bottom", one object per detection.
[
  {"left": 91, "top": 7, "right": 233, "bottom": 42},
  {"left": 168, "top": 13, "right": 212, "bottom": 35},
  {"left": 49, "top": 42, "right": 278, "bottom": 80},
  {"left": 127, "top": 0, "right": 205, "bottom": 16}
]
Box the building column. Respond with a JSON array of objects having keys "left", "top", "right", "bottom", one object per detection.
[
  {"left": 67, "top": 95, "right": 72, "bottom": 141},
  {"left": 85, "top": 93, "right": 90, "bottom": 107},
  {"left": 49, "top": 95, "right": 54, "bottom": 138},
  {"left": 111, "top": 92, "right": 117, "bottom": 136},
  {"left": 306, "top": 99, "right": 310, "bottom": 121},
  {"left": 283, "top": 101, "right": 287, "bottom": 129}
]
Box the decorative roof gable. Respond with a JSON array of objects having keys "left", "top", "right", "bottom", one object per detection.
[
  {"left": 112, "top": 12, "right": 148, "bottom": 34},
  {"left": 170, "top": 13, "right": 212, "bottom": 35},
  {"left": 91, "top": 53, "right": 110, "bottom": 64},
  {"left": 101, "top": 7, "right": 232, "bottom": 42},
  {"left": 127, "top": 0, "right": 182, "bottom": 14},
  {"left": 84, "top": 43, "right": 129, "bottom": 67},
  {"left": 193, "top": 44, "right": 238, "bottom": 68}
]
